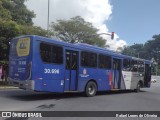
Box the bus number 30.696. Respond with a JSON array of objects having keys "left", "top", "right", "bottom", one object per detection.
[{"left": 44, "top": 68, "right": 60, "bottom": 74}]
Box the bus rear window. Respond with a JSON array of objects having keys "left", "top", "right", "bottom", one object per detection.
[
  {"left": 40, "top": 43, "right": 63, "bottom": 64},
  {"left": 10, "top": 37, "right": 30, "bottom": 57}
]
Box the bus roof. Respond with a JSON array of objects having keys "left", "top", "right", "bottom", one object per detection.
[{"left": 12, "top": 35, "right": 151, "bottom": 63}]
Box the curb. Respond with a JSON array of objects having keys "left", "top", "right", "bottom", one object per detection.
[{"left": 0, "top": 86, "right": 19, "bottom": 90}]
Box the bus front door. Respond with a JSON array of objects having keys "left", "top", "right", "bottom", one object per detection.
[
  {"left": 144, "top": 64, "right": 151, "bottom": 87},
  {"left": 113, "top": 58, "right": 122, "bottom": 89},
  {"left": 65, "top": 50, "right": 79, "bottom": 91}
]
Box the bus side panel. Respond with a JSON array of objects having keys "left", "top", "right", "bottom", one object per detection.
[
  {"left": 32, "top": 39, "right": 65, "bottom": 92},
  {"left": 122, "top": 71, "right": 132, "bottom": 89},
  {"left": 41, "top": 64, "right": 65, "bottom": 92},
  {"left": 98, "top": 69, "right": 110, "bottom": 91},
  {"left": 70, "top": 70, "right": 76, "bottom": 90},
  {"left": 120, "top": 71, "right": 126, "bottom": 90},
  {"left": 131, "top": 72, "right": 143, "bottom": 90},
  {"left": 78, "top": 67, "right": 110, "bottom": 92},
  {"left": 78, "top": 67, "right": 97, "bottom": 92},
  {"left": 112, "top": 70, "right": 118, "bottom": 89},
  {"left": 32, "top": 39, "right": 43, "bottom": 91},
  {"left": 64, "top": 70, "right": 70, "bottom": 91}
]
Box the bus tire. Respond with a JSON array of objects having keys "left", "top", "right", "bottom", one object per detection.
[
  {"left": 85, "top": 81, "right": 97, "bottom": 97},
  {"left": 135, "top": 82, "right": 141, "bottom": 92}
]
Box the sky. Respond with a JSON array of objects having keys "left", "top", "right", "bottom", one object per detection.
[
  {"left": 108, "top": 0, "right": 160, "bottom": 45},
  {"left": 25, "top": 0, "right": 160, "bottom": 50}
]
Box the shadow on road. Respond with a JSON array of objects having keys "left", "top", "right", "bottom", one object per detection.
[
  {"left": 8, "top": 92, "right": 83, "bottom": 101},
  {"left": 97, "top": 90, "right": 146, "bottom": 96},
  {"left": 2, "top": 89, "right": 146, "bottom": 101}
]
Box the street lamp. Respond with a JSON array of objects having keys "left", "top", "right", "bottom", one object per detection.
[
  {"left": 83, "top": 32, "right": 115, "bottom": 40},
  {"left": 135, "top": 50, "right": 145, "bottom": 58},
  {"left": 137, "top": 51, "right": 144, "bottom": 58},
  {"left": 97, "top": 32, "right": 114, "bottom": 40}
]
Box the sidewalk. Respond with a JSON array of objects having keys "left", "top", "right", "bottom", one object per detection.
[
  {"left": 0, "top": 81, "right": 18, "bottom": 90},
  {"left": 0, "top": 85, "right": 18, "bottom": 90}
]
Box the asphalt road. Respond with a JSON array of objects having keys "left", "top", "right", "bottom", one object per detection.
[{"left": 0, "top": 81, "right": 160, "bottom": 120}]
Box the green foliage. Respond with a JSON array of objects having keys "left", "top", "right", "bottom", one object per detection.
[
  {"left": 122, "top": 44, "right": 146, "bottom": 58},
  {"left": 0, "top": 0, "right": 12, "bottom": 20},
  {"left": 0, "top": 0, "right": 48, "bottom": 62},
  {"left": 20, "top": 25, "right": 48, "bottom": 37},
  {"left": 144, "top": 35, "right": 160, "bottom": 63},
  {"left": 50, "top": 16, "right": 106, "bottom": 47},
  {"left": 1, "top": 0, "right": 35, "bottom": 25},
  {"left": 121, "top": 34, "right": 160, "bottom": 75},
  {"left": 0, "top": 19, "right": 20, "bottom": 61}
]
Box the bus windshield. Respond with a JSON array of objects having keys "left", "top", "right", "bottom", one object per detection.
[
  {"left": 9, "top": 37, "right": 31, "bottom": 80},
  {"left": 10, "top": 37, "right": 30, "bottom": 57}
]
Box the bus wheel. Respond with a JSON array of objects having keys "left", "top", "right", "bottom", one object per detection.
[
  {"left": 85, "top": 81, "right": 97, "bottom": 97},
  {"left": 135, "top": 82, "right": 141, "bottom": 92}
]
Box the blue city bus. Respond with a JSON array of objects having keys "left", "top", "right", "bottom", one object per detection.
[{"left": 9, "top": 35, "right": 151, "bottom": 97}]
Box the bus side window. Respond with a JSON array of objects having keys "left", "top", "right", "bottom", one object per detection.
[
  {"left": 123, "top": 59, "right": 131, "bottom": 71},
  {"left": 40, "top": 43, "right": 63, "bottom": 64},
  {"left": 66, "top": 51, "right": 70, "bottom": 69},
  {"left": 52, "top": 45, "right": 63, "bottom": 64},
  {"left": 72, "top": 52, "right": 78, "bottom": 70},
  {"left": 138, "top": 61, "right": 144, "bottom": 73},
  {"left": 40, "top": 43, "right": 52, "bottom": 63},
  {"left": 81, "top": 51, "right": 97, "bottom": 68},
  {"left": 90, "top": 53, "right": 97, "bottom": 67},
  {"left": 81, "top": 52, "right": 88, "bottom": 67},
  {"left": 131, "top": 60, "right": 138, "bottom": 72}
]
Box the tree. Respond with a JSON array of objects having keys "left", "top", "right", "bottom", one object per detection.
[
  {"left": 50, "top": 16, "right": 106, "bottom": 47},
  {"left": 122, "top": 44, "right": 146, "bottom": 58},
  {"left": 144, "top": 35, "right": 160, "bottom": 75},
  {"left": 0, "top": 19, "right": 20, "bottom": 61},
  {"left": 0, "top": 0, "right": 48, "bottom": 62},
  {"left": 0, "top": 0, "right": 35, "bottom": 25},
  {"left": 144, "top": 34, "right": 160, "bottom": 65},
  {"left": 122, "top": 35, "right": 160, "bottom": 61},
  {"left": 121, "top": 34, "right": 160, "bottom": 75},
  {"left": 20, "top": 25, "right": 48, "bottom": 36}
]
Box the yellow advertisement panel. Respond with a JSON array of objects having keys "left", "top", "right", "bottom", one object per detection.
[{"left": 16, "top": 37, "right": 30, "bottom": 56}]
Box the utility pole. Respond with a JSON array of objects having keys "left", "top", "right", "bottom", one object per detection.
[{"left": 47, "top": 0, "right": 50, "bottom": 32}]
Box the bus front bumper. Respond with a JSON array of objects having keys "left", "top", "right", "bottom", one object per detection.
[{"left": 8, "top": 78, "right": 34, "bottom": 90}]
